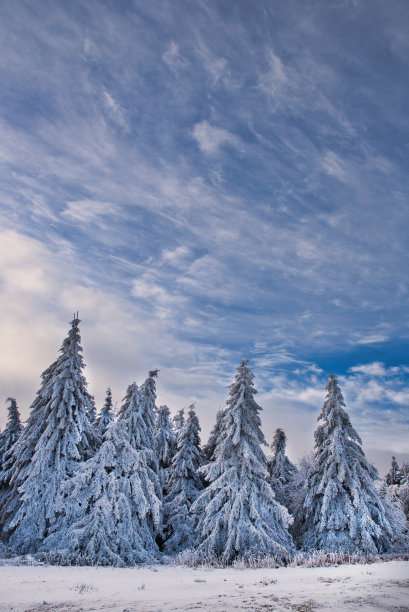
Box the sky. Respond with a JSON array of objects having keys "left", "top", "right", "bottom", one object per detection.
[{"left": 0, "top": 0, "right": 408, "bottom": 473}]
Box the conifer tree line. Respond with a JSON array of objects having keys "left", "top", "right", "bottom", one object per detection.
[{"left": 0, "top": 316, "right": 407, "bottom": 566}]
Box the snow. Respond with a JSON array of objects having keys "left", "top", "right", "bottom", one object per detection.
[{"left": 0, "top": 560, "right": 408, "bottom": 611}]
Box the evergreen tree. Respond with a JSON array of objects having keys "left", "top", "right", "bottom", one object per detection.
[
  {"left": 0, "top": 398, "right": 23, "bottom": 490},
  {"left": 155, "top": 405, "right": 176, "bottom": 491},
  {"left": 95, "top": 387, "right": 115, "bottom": 439},
  {"left": 138, "top": 371, "right": 160, "bottom": 475},
  {"left": 267, "top": 428, "right": 297, "bottom": 509},
  {"left": 41, "top": 384, "right": 161, "bottom": 566},
  {"left": 172, "top": 408, "right": 185, "bottom": 438},
  {"left": 118, "top": 378, "right": 162, "bottom": 535},
  {"left": 202, "top": 408, "right": 223, "bottom": 461},
  {"left": 288, "top": 453, "right": 316, "bottom": 544},
  {"left": 386, "top": 456, "right": 402, "bottom": 486},
  {"left": 163, "top": 404, "right": 203, "bottom": 554},
  {"left": 191, "top": 360, "right": 293, "bottom": 563},
  {"left": 378, "top": 481, "right": 408, "bottom": 549},
  {"left": 2, "top": 315, "right": 98, "bottom": 553},
  {"left": 397, "top": 465, "right": 409, "bottom": 520},
  {"left": 300, "top": 374, "right": 394, "bottom": 554}
]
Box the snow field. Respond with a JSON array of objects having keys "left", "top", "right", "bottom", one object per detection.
[{"left": 0, "top": 560, "right": 408, "bottom": 611}]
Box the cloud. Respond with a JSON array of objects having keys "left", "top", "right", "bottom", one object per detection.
[
  {"left": 102, "top": 89, "right": 129, "bottom": 131},
  {"left": 162, "top": 41, "right": 189, "bottom": 73},
  {"left": 192, "top": 121, "right": 240, "bottom": 155},
  {"left": 63, "top": 200, "right": 119, "bottom": 223}
]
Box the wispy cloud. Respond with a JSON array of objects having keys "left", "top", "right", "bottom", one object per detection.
[
  {"left": 192, "top": 121, "right": 241, "bottom": 155},
  {"left": 0, "top": 0, "right": 408, "bottom": 472}
]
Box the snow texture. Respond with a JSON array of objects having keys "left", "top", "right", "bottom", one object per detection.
[
  {"left": 192, "top": 360, "right": 294, "bottom": 563},
  {"left": 300, "top": 374, "right": 394, "bottom": 554},
  {"left": 1, "top": 559, "right": 409, "bottom": 611}
]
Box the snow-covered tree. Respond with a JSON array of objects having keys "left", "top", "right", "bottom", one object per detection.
[
  {"left": 192, "top": 360, "right": 293, "bottom": 563},
  {"left": 155, "top": 405, "right": 176, "bottom": 491},
  {"left": 95, "top": 387, "right": 115, "bottom": 439},
  {"left": 202, "top": 408, "right": 223, "bottom": 461},
  {"left": 41, "top": 383, "right": 162, "bottom": 566},
  {"left": 267, "top": 428, "right": 297, "bottom": 509},
  {"left": 386, "top": 456, "right": 402, "bottom": 486},
  {"left": 138, "top": 371, "right": 160, "bottom": 474},
  {"left": 163, "top": 404, "right": 203, "bottom": 554},
  {"left": 288, "top": 453, "right": 316, "bottom": 544},
  {"left": 2, "top": 315, "right": 98, "bottom": 553},
  {"left": 172, "top": 408, "right": 185, "bottom": 438},
  {"left": 118, "top": 378, "right": 162, "bottom": 534},
  {"left": 300, "top": 374, "right": 394, "bottom": 554},
  {"left": 0, "top": 398, "right": 23, "bottom": 491}
]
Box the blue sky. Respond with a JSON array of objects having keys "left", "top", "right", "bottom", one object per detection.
[{"left": 1, "top": 0, "right": 408, "bottom": 472}]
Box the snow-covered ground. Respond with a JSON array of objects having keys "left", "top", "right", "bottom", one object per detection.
[{"left": 1, "top": 560, "right": 409, "bottom": 611}]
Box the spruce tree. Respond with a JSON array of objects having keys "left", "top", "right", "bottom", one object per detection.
[
  {"left": 41, "top": 383, "right": 161, "bottom": 566},
  {"left": 163, "top": 404, "right": 203, "bottom": 554},
  {"left": 155, "top": 405, "right": 176, "bottom": 491},
  {"left": 300, "top": 374, "right": 394, "bottom": 554},
  {"left": 202, "top": 408, "right": 223, "bottom": 461},
  {"left": 267, "top": 428, "right": 297, "bottom": 509},
  {"left": 2, "top": 315, "right": 97, "bottom": 553},
  {"left": 118, "top": 378, "right": 162, "bottom": 535},
  {"left": 386, "top": 456, "right": 402, "bottom": 486},
  {"left": 172, "top": 408, "right": 185, "bottom": 438},
  {"left": 0, "top": 398, "right": 23, "bottom": 491},
  {"left": 95, "top": 387, "right": 115, "bottom": 439},
  {"left": 192, "top": 360, "right": 293, "bottom": 563}
]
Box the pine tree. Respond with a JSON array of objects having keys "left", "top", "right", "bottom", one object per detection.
[
  {"left": 172, "top": 408, "right": 185, "bottom": 438},
  {"left": 300, "top": 374, "right": 394, "bottom": 554},
  {"left": 118, "top": 378, "right": 162, "bottom": 535},
  {"left": 163, "top": 404, "right": 203, "bottom": 554},
  {"left": 41, "top": 384, "right": 162, "bottom": 566},
  {"left": 95, "top": 387, "right": 115, "bottom": 439},
  {"left": 202, "top": 408, "right": 223, "bottom": 461},
  {"left": 288, "top": 453, "right": 316, "bottom": 545},
  {"left": 138, "top": 371, "right": 160, "bottom": 475},
  {"left": 267, "top": 428, "right": 297, "bottom": 509},
  {"left": 191, "top": 360, "right": 293, "bottom": 563},
  {"left": 2, "top": 315, "right": 98, "bottom": 553},
  {"left": 0, "top": 398, "right": 23, "bottom": 490},
  {"left": 386, "top": 456, "right": 402, "bottom": 486},
  {"left": 155, "top": 405, "right": 176, "bottom": 491}
]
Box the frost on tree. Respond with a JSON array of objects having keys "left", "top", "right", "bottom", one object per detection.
[
  {"left": 288, "top": 453, "right": 316, "bottom": 544},
  {"left": 267, "top": 428, "right": 297, "bottom": 509},
  {"left": 118, "top": 377, "right": 162, "bottom": 533},
  {"left": 386, "top": 456, "right": 402, "bottom": 486},
  {"left": 192, "top": 360, "right": 293, "bottom": 563},
  {"left": 172, "top": 407, "right": 185, "bottom": 438},
  {"left": 95, "top": 387, "right": 115, "bottom": 439},
  {"left": 0, "top": 398, "right": 23, "bottom": 493},
  {"left": 41, "top": 383, "right": 161, "bottom": 566},
  {"left": 120, "top": 372, "right": 161, "bottom": 480},
  {"left": 386, "top": 459, "right": 409, "bottom": 522},
  {"left": 202, "top": 408, "right": 224, "bottom": 461},
  {"left": 163, "top": 404, "right": 203, "bottom": 554},
  {"left": 3, "top": 315, "right": 98, "bottom": 554},
  {"left": 155, "top": 405, "right": 176, "bottom": 492},
  {"left": 300, "top": 374, "right": 394, "bottom": 554}
]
